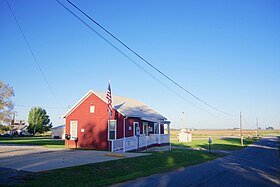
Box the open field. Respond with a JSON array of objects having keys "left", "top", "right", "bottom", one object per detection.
[
  {"left": 15, "top": 149, "right": 221, "bottom": 187},
  {"left": 170, "top": 129, "right": 280, "bottom": 139}
]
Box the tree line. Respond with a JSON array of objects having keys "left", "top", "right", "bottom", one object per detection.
[{"left": 0, "top": 80, "right": 52, "bottom": 136}]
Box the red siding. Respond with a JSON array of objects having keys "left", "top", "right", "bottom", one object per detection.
[
  {"left": 65, "top": 92, "right": 166, "bottom": 150},
  {"left": 125, "top": 118, "right": 142, "bottom": 137},
  {"left": 116, "top": 112, "right": 124, "bottom": 139},
  {"left": 65, "top": 93, "right": 116, "bottom": 150},
  {"left": 160, "top": 124, "right": 164, "bottom": 134}
]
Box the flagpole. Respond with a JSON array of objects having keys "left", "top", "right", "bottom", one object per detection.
[
  {"left": 108, "top": 109, "right": 111, "bottom": 152},
  {"left": 107, "top": 81, "right": 113, "bottom": 152}
]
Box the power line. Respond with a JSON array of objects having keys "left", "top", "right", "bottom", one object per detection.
[
  {"left": 15, "top": 104, "right": 67, "bottom": 109},
  {"left": 55, "top": 0, "right": 225, "bottom": 118},
  {"left": 5, "top": 0, "right": 63, "bottom": 110},
  {"left": 60, "top": 0, "right": 238, "bottom": 117}
]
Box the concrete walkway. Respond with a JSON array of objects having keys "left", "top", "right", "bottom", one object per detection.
[{"left": 0, "top": 144, "right": 148, "bottom": 172}]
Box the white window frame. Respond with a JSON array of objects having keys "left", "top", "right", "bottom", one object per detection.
[
  {"left": 90, "top": 105, "right": 95, "bottom": 113},
  {"left": 154, "top": 123, "right": 159, "bottom": 134},
  {"left": 133, "top": 122, "right": 140, "bottom": 136},
  {"left": 108, "top": 120, "right": 117, "bottom": 140},
  {"left": 143, "top": 122, "right": 148, "bottom": 136},
  {"left": 70, "top": 120, "right": 78, "bottom": 140}
]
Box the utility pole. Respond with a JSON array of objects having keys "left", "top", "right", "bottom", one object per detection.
[
  {"left": 256, "top": 118, "right": 259, "bottom": 138},
  {"left": 181, "top": 112, "right": 185, "bottom": 129},
  {"left": 240, "top": 112, "right": 243, "bottom": 146}
]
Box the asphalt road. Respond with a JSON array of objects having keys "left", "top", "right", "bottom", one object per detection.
[{"left": 114, "top": 136, "right": 280, "bottom": 187}]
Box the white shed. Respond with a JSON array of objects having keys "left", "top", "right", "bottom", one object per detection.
[
  {"left": 51, "top": 124, "right": 65, "bottom": 139},
  {"left": 177, "top": 128, "right": 192, "bottom": 142}
]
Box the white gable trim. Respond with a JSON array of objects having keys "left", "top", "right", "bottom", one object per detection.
[
  {"left": 63, "top": 90, "right": 123, "bottom": 118},
  {"left": 63, "top": 90, "right": 166, "bottom": 121},
  {"left": 63, "top": 90, "right": 109, "bottom": 118},
  {"left": 63, "top": 91, "right": 92, "bottom": 118}
]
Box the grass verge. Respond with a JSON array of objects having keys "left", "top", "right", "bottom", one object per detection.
[
  {"left": 0, "top": 137, "right": 64, "bottom": 148},
  {"left": 17, "top": 149, "right": 222, "bottom": 187},
  {"left": 172, "top": 137, "right": 257, "bottom": 150}
]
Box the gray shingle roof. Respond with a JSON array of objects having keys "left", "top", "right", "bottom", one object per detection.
[
  {"left": 63, "top": 90, "right": 168, "bottom": 123},
  {"left": 94, "top": 91, "right": 167, "bottom": 122}
]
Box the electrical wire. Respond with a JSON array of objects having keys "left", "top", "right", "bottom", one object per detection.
[
  {"left": 5, "top": 0, "right": 63, "bottom": 110},
  {"left": 55, "top": 0, "right": 226, "bottom": 118},
  {"left": 15, "top": 104, "right": 67, "bottom": 109},
  {"left": 60, "top": 0, "right": 238, "bottom": 117}
]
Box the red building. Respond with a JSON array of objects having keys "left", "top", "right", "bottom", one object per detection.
[{"left": 63, "top": 90, "right": 171, "bottom": 152}]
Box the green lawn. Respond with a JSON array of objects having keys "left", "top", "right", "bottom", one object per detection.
[
  {"left": 0, "top": 137, "right": 65, "bottom": 148},
  {"left": 19, "top": 149, "right": 222, "bottom": 187},
  {"left": 172, "top": 137, "right": 257, "bottom": 150},
  {"left": 259, "top": 130, "right": 280, "bottom": 136}
]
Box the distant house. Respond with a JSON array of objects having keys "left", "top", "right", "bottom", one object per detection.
[
  {"left": 51, "top": 124, "right": 65, "bottom": 139},
  {"left": 63, "top": 90, "right": 171, "bottom": 152},
  {"left": 9, "top": 120, "right": 29, "bottom": 136}
]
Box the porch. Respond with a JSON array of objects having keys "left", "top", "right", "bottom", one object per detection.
[{"left": 110, "top": 134, "right": 170, "bottom": 152}]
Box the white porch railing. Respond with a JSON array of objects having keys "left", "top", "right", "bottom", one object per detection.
[{"left": 110, "top": 134, "right": 170, "bottom": 152}]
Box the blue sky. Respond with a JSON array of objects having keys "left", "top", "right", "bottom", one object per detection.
[{"left": 1, "top": 0, "right": 279, "bottom": 129}]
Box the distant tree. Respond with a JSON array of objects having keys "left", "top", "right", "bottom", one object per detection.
[
  {"left": 266, "top": 126, "right": 274, "bottom": 130},
  {"left": 0, "top": 80, "right": 15, "bottom": 124},
  {"left": 27, "top": 107, "right": 52, "bottom": 136},
  {"left": 0, "top": 124, "right": 12, "bottom": 134}
]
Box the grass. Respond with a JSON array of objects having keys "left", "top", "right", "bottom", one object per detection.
[
  {"left": 259, "top": 130, "right": 280, "bottom": 136},
  {"left": 18, "top": 149, "right": 222, "bottom": 187},
  {"left": 172, "top": 137, "right": 257, "bottom": 150},
  {"left": 170, "top": 129, "right": 280, "bottom": 139},
  {"left": 0, "top": 136, "right": 65, "bottom": 148}
]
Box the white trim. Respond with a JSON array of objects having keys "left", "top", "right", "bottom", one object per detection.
[
  {"left": 143, "top": 122, "right": 148, "bottom": 136},
  {"left": 108, "top": 119, "right": 117, "bottom": 140},
  {"left": 63, "top": 90, "right": 167, "bottom": 122},
  {"left": 141, "top": 117, "right": 166, "bottom": 123},
  {"left": 70, "top": 120, "right": 78, "bottom": 140},
  {"left": 133, "top": 122, "right": 140, "bottom": 136},
  {"left": 90, "top": 105, "right": 95, "bottom": 113},
  {"left": 63, "top": 90, "right": 120, "bottom": 118},
  {"left": 63, "top": 91, "right": 93, "bottom": 118},
  {"left": 154, "top": 122, "right": 158, "bottom": 134}
]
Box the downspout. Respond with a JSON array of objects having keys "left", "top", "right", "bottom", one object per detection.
[{"left": 123, "top": 116, "right": 128, "bottom": 153}]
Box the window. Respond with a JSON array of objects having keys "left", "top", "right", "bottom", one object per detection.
[
  {"left": 154, "top": 123, "right": 159, "bottom": 134},
  {"left": 134, "top": 122, "right": 140, "bottom": 136},
  {"left": 90, "top": 106, "right": 95, "bottom": 113},
  {"left": 108, "top": 120, "right": 116, "bottom": 140},
  {"left": 143, "top": 122, "right": 148, "bottom": 136},
  {"left": 70, "top": 121, "right": 78, "bottom": 139}
]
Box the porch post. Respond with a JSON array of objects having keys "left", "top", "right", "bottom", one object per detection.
[
  {"left": 123, "top": 117, "right": 127, "bottom": 153},
  {"left": 168, "top": 123, "right": 171, "bottom": 151},
  {"left": 158, "top": 121, "right": 161, "bottom": 145}
]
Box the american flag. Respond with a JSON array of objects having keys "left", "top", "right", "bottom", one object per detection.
[{"left": 106, "top": 82, "right": 113, "bottom": 114}]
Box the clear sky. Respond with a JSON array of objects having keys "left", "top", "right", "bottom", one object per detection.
[{"left": 1, "top": 0, "right": 279, "bottom": 129}]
